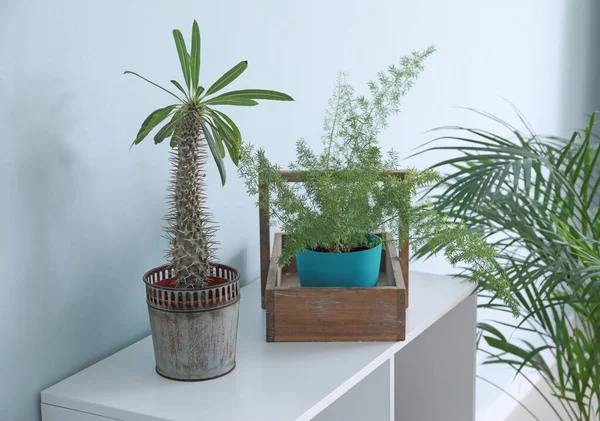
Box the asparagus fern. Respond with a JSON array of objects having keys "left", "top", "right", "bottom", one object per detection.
[{"left": 239, "top": 47, "right": 515, "bottom": 308}]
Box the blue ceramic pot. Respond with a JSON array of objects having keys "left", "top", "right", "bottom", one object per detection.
[{"left": 296, "top": 235, "right": 382, "bottom": 287}]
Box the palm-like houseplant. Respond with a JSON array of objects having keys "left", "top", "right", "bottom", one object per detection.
[
  {"left": 127, "top": 21, "right": 292, "bottom": 381},
  {"left": 415, "top": 109, "right": 600, "bottom": 419}
]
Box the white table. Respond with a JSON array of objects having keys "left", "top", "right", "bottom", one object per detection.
[{"left": 41, "top": 271, "right": 476, "bottom": 421}]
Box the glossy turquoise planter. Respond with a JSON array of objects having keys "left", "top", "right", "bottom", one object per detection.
[{"left": 296, "top": 235, "right": 382, "bottom": 288}]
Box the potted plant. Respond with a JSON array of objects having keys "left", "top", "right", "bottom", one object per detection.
[
  {"left": 127, "top": 21, "right": 292, "bottom": 381},
  {"left": 415, "top": 110, "right": 600, "bottom": 419},
  {"left": 239, "top": 47, "right": 515, "bottom": 307}
]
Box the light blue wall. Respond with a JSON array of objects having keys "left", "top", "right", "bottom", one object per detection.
[{"left": 0, "top": 1, "right": 591, "bottom": 419}]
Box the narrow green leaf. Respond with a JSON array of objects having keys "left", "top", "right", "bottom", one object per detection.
[
  {"left": 190, "top": 21, "right": 201, "bottom": 93},
  {"left": 216, "top": 134, "right": 226, "bottom": 158},
  {"left": 132, "top": 105, "right": 178, "bottom": 146},
  {"left": 209, "top": 110, "right": 239, "bottom": 143},
  {"left": 204, "top": 97, "right": 259, "bottom": 107},
  {"left": 199, "top": 120, "right": 226, "bottom": 185},
  {"left": 484, "top": 336, "right": 531, "bottom": 361},
  {"left": 513, "top": 160, "right": 521, "bottom": 192},
  {"left": 168, "top": 111, "right": 183, "bottom": 147},
  {"left": 211, "top": 89, "right": 294, "bottom": 101},
  {"left": 523, "top": 158, "right": 532, "bottom": 194},
  {"left": 170, "top": 80, "right": 188, "bottom": 99},
  {"left": 210, "top": 123, "right": 240, "bottom": 165},
  {"left": 207, "top": 112, "right": 242, "bottom": 165},
  {"left": 154, "top": 112, "right": 182, "bottom": 144},
  {"left": 223, "top": 135, "right": 240, "bottom": 165},
  {"left": 172, "top": 29, "right": 191, "bottom": 89},
  {"left": 124, "top": 71, "right": 183, "bottom": 102},
  {"left": 478, "top": 322, "right": 507, "bottom": 342},
  {"left": 205, "top": 61, "right": 248, "bottom": 96},
  {"left": 212, "top": 109, "right": 242, "bottom": 142}
]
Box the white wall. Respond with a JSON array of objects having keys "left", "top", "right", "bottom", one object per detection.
[{"left": 0, "top": 1, "right": 593, "bottom": 420}]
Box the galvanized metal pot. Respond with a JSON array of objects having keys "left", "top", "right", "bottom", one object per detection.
[{"left": 143, "top": 263, "right": 240, "bottom": 381}]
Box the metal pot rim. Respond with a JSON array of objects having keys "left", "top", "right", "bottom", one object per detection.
[
  {"left": 143, "top": 263, "right": 241, "bottom": 312},
  {"left": 142, "top": 263, "right": 240, "bottom": 291}
]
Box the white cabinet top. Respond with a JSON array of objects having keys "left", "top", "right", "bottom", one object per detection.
[{"left": 42, "top": 271, "right": 474, "bottom": 421}]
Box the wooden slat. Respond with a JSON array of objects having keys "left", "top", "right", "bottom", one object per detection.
[
  {"left": 277, "top": 273, "right": 398, "bottom": 290},
  {"left": 265, "top": 233, "right": 282, "bottom": 342},
  {"left": 396, "top": 287, "right": 406, "bottom": 341},
  {"left": 273, "top": 288, "right": 400, "bottom": 341},
  {"left": 259, "top": 182, "right": 270, "bottom": 309},
  {"left": 388, "top": 237, "right": 408, "bottom": 308},
  {"left": 399, "top": 237, "right": 409, "bottom": 307}
]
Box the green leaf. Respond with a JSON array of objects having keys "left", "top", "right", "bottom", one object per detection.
[
  {"left": 223, "top": 137, "right": 240, "bottom": 165},
  {"left": 168, "top": 111, "right": 183, "bottom": 147},
  {"left": 512, "top": 160, "right": 521, "bottom": 192},
  {"left": 210, "top": 120, "right": 241, "bottom": 165},
  {"left": 132, "top": 105, "right": 178, "bottom": 146},
  {"left": 199, "top": 119, "right": 226, "bottom": 185},
  {"left": 154, "top": 111, "right": 182, "bottom": 144},
  {"left": 204, "top": 97, "right": 259, "bottom": 107},
  {"left": 216, "top": 133, "right": 226, "bottom": 158},
  {"left": 210, "top": 123, "right": 239, "bottom": 164},
  {"left": 210, "top": 89, "right": 294, "bottom": 102},
  {"left": 172, "top": 29, "right": 191, "bottom": 90},
  {"left": 478, "top": 322, "right": 507, "bottom": 342},
  {"left": 210, "top": 110, "right": 240, "bottom": 143},
  {"left": 190, "top": 21, "right": 201, "bottom": 93},
  {"left": 484, "top": 336, "right": 531, "bottom": 361},
  {"left": 212, "top": 109, "right": 242, "bottom": 142},
  {"left": 205, "top": 61, "right": 248, "bottom": 96},
  {"left": 523, "top": 158, "right": 532, "bottom": 194},
  {"left": 124, "top": 71, "right": 183, "bottom": 102},
  {"left": 170, "top": 80, "right": 188, "bottom": 99}
]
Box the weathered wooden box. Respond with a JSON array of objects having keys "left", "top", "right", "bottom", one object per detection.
[{"left": 264, "top": 232, "right": 407, "bottom": 342}]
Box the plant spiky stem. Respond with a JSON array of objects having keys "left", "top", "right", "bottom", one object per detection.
[{"left": 166, "top": 109, "right": 217, "bottom": 288}]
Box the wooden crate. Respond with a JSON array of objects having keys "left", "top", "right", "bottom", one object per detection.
[
  {"left": 265, "top": 232, "right": 406, "bottom": 342},
  {"left": 259, "top": 170, "right": 410, "bottom": 310}
]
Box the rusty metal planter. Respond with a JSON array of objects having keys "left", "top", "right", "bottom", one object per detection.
[{"left": 143, "top": 263, "right": 240, "bottom": 381}]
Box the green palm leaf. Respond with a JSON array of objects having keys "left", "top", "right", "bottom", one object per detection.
[
  {"left": 132, "top": 105, "right": 178, "bottom": 146},
  {"left": 124, "top": 71, "right": 183, "bottom": 102},
  {"left": 199, "top": 119, "right": 226, "bottom": 185},
  {"left": 209, "top": 89, "right": 293, "bottom": 102},
  {"left": 204, "top": 97, "right": 258, "bottom": 107},
  {"left": 170, "top": 80, "right": 188, "bottom": 99},
  {"left": 205, "top": 61, "right": 248, "bottom": 96},
  {"left": 172, "top": 29, "right": 191, "bottom": 90},
  {"left": 212, "top": 110, "right": 242, "bottom": 142},
  {"left": 190, "top": 21, "right": 201, "bottom": 92},
  {"left": 154, "top": 111, "right": 182, "bottom": 144}
]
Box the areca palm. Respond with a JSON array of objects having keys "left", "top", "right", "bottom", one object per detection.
[
  {"left": 415, "top": 109, "right": 600, "bottom": 419},
  {"left": 127, "top": 21, "right": 293, "bottom": 287}
]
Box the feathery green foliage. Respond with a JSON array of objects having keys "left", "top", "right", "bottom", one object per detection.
[
  {"left": 239, "top": 47, "right": 515, "bottom": 307},
  {"left": 415, "top": 109, "right": 600, "bottom": 419},
  {"left": 127, "top": 21, "right": 292, "bottom": 287}
]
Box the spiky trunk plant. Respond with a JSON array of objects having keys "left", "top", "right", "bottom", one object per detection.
[
  {"left": 127, "top": 21, "right": 292, "bottom": 288},
  {"left": 166, "top": 111, "right": 216, "bottom": 287}
]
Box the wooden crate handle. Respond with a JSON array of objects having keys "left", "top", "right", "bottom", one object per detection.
[{"left": 258, "top": 170, "right": 410, "bottom": 309}]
